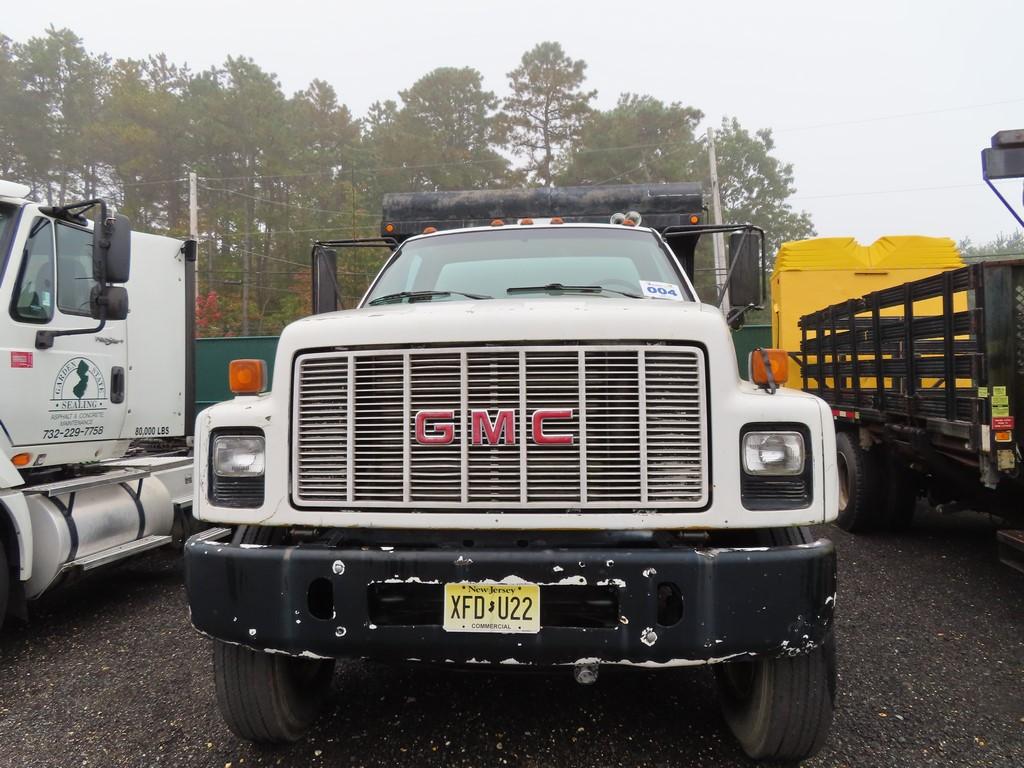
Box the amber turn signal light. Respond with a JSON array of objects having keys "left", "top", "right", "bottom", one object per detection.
[
  {"left": 689, "top": 214, "right": 700, "bottom": 224},
  {"left": 12, "top": 452, "right": 31, "bottom": 467},
  {"left": 383, "top": 223, "right": 395, "bottom": 233},
  {"left": 750, "top": 348, "right": 789, "bottom": 387},
  {"left": 229, "top": 359, "right": 267, "bottom": 395}
]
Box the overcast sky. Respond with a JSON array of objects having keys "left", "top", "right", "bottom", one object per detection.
[{"left": 6, "top": 0, "right": 1023, "bottom": 247}]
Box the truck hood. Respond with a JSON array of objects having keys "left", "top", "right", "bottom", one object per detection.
[
  {"left": 281, "top": 297, "right": 730, "bottom": 348},
  {"left": 274, "top": 297, "right": 742, "bottom": 389}
]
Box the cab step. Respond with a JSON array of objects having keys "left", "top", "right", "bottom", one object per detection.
[
  {"left": 59, "top": 534, "right": 172, "bottom": 574},
  {"left": 996, "top": 529, "right": 1024, "bottom": 575}
]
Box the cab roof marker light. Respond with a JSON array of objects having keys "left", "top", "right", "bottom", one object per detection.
[
  {"left": 423, "top": 226, "right": 437, "bottom": 233},
  {"left": 549, "top": 216, "right": 564, "bottom": 225},
  {"left": 519, "top": 218, "right": 534, "bottom": 225}
]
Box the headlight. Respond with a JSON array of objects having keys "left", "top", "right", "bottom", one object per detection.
[
  {"left": 213, "top": 435, "right": 266, "bottom": 477},
  {"left": 743, "top": 431, "right": 805, "bottom": 475}
]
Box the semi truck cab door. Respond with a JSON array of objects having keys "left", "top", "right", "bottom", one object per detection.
[{"left": 1, "top": 216, "right": 129, "bottom": 454}]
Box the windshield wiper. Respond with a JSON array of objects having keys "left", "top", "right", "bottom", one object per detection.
[
  {"left": 506, "top": 283, "right": 642, "bottom": 299},
  {"left": 368, "top": 289, "right": 492, "bottom": 306}
]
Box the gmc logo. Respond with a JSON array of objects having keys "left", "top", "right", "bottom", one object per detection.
[{"left": 414, "top": 409, "right": 574, "bottom": 446}]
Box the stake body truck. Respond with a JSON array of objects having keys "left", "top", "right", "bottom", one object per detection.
[
  {"left": 795, "top": 131, "right": 1024, "bottom": 570},
  {"left": 0, "top": 180, "right": 205, "bottom": 630},
  {"left": 186, "top": 183, "right": 839, "bottom": 763}
]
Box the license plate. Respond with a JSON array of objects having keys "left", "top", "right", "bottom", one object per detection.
[{"left": 443, "top": 582, "right": 541, "bottom": 633}]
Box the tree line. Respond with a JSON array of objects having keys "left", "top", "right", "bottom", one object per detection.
[{"left": 1, "top": 28, "right": 815, "bottom": 336}]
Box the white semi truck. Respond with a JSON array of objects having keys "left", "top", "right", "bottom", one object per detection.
[
  {"left": 0, "top": 179, "right": 208, "bottom": 630},
  {"left": 186, "top": 184, "right": 839, "bottom": 763}
]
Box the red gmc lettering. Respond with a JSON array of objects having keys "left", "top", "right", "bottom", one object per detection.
[
  {"left": 471, "top": 409, "right": 515, "bottom": 446},
  {"left": 415, "top": 410, "right": 455, "bottom": 444},
  {"left": 413, "top": 409, "right": 574, "bottom": 445},
  {"left": 532, "top": 409, "right": 574, "bottom": 445}
]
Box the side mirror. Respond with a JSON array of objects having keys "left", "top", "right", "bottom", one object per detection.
[
  {"left": 312, "top": 246, "right": 339, "bottom": 314},
  {"left": 89, "top": 285, "right": 129, "bottom": 321},
  {"left": 727, "top": 231, "right": 760, "bottom": 309},
  {"left": 93, "top": 212, "right": 131, "bottom": 284}
]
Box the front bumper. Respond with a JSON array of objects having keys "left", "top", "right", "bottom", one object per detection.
[{"left": 185, "top": 536, "right": 836, "bottom": 666}]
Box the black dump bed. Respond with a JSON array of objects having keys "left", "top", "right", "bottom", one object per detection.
[
  {"left": 380, "top": 182, "right": 703, "bottom": 236},
  {"left": 378, "top": 182, "right": 706, "bottom": 281}
]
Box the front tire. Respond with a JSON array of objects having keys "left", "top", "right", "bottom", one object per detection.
[
  {"left": 0, "top": 542, "right": 9, "bottom": 631},
  {"left": 212, "top": 526, "right": 336, "bottom": 743},
  {"left": 714, "top": 526, "right": 837, "bottom": 763},
  {"left": 213, "top": 640, "right": 335, "bottom": 743},
  {"left": 715, "top": 635, "right": 837, "bottom": 763}
]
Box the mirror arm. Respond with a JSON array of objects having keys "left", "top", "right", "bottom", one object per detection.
[
  {"left": 725, "top": 302, "right": 759, "bottom": 330},
  {"left": 35, "top": 318, "right": 107, "bottom": 350}
]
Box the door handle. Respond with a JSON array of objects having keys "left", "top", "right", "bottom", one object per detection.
[{"left": 111, "top": 366, "right": 125, "bottom": 404}]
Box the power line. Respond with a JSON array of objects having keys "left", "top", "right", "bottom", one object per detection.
[
  {"left": 774, "top": 97, "right": 1024, "bottom": 134},
  {"left": 121, "top": 177, "right": 188, "bottom": 188},
  {"left": 591, "top": 144, "right": 692, "bottom": 186},
  {"left": 791, "top": 182, "right": 984, "bottom": 202},
  {"left": 198, "top": 184, "right": 351, "bottom": 216}
]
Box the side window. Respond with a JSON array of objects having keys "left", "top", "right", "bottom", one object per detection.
[
  {"left": 56, "top": 222, "right": 96, "bottom": 316},
  {"left": 13, "top": 219, "right": 55, "bottom": 323}
]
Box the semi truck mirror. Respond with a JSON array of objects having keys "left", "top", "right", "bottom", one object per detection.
[
  {"left": 93, "top": 212, "right": 132, "bottom": 284},
  {"left": 727, "top": 231, "right": 760, "bottom": 309},
  {"left": 90, "top": 285, "right": 129, "bottom": 321},
  {"left": 312, "top": 246, "right": 339, "bottom": 314}
]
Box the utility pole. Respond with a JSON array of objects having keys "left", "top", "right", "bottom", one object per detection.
[
  {"left": 707, "top": 127, "right": 729, "bottom": 313},
  {"left": 188, "top": 172, "right": 198, "bottom": 241},
  {"left": 188, "top": 171, "right": 204, "bottom": 287}
]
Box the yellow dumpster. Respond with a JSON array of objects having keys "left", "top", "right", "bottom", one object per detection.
[{"left": 771, "top": 236, "right": 964, "bottom": 388}]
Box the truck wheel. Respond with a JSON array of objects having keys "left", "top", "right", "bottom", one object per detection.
[
  {"left": 0, "top": 543, "right": 8, "bottom": 631},
  {"left": 835, "top": 431, "right": 881, "bottom": 532},
  {"left": 213, "top": 640, "right": 335, "bottom": 743},
  {"left": 714, "top": 525, "right": 836, "bottom": 762},
  {"left": 715, "top": 633, "right": 836, "bottom": 763},
  {"left": 881, "top": 459, "right": 919, "bottom": 531},
  {"left": 212, "top": 526, "right": 336, "bottom": 743}
]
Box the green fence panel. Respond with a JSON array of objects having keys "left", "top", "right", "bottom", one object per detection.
[
  {"left": 195, "top": 336, "right": 280, "bottom": 412},
  {"left": 732, "top": 324, "right": 771, "bottom": 379}
]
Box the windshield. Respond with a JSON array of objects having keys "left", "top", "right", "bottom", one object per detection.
[{"left": 363, "top": 226, "right": 693, "bottom": 305}]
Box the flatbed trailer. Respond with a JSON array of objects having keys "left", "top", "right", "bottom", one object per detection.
[{"left": 798, "top": 259, "right": 1024, "bottom": 542}]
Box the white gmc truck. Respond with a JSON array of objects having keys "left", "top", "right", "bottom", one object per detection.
[{"left": 186, "top": 183, "right": 839, "bottom": 763}]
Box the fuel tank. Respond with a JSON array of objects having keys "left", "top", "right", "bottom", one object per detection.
[{"left": 24, "top": 475, "right": 174, "bottom": 598}]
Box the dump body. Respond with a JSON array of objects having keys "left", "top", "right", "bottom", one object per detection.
[{"left": 773, "top": 236, "right": 963, "bottom": 387}]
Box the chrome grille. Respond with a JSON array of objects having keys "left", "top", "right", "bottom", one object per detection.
[{"left": 293, "top": 344, "right": 707, "bottom": 509}]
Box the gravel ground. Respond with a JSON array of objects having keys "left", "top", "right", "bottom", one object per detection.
[{"left": 1, "top": 508, "right": 1022, "bottom": 768}]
